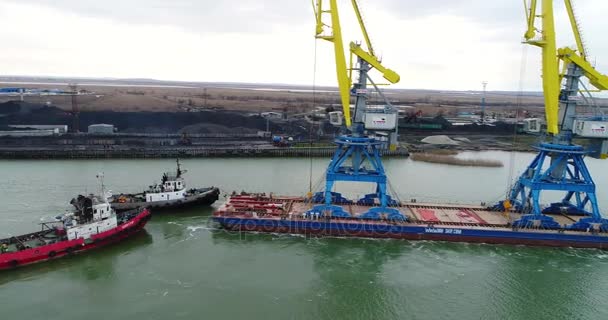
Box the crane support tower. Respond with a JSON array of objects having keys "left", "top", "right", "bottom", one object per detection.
[
  {"left": 307, "top": 0, "right": 404, "bottom": 220},
  {"left": 498, "top": 0, "right": 608, "bottom": 231}
]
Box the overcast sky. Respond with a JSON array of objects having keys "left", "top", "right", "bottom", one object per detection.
[{"left": 1, "top": 0, "right": 607, "bottom": 91}]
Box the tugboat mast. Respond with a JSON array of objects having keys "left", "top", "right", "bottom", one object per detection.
[
  {"left": 176, "top": 159, "right": 182, "bottom": 178},
  {"left": 96, "top": 172, "right": 107, "bottom": 200}
]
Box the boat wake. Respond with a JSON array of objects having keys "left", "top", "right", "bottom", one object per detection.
[{"left": 186, "top": 224, "right": 218, "bottom": 233}]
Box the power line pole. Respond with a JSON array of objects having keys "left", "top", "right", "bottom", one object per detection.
[
  {"left": 481, "top": 81, "right": 488, "bottom": 124},
  {"left": 204, "top": 88, "right": 208, "bottom": 109}
]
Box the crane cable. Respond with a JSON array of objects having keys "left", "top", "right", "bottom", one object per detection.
[
  {"left": 309, "top": 38, "right": 319, "bottom": 195},
  {"left": 505, "top": 44, "right": 529, "bottom": 204}
]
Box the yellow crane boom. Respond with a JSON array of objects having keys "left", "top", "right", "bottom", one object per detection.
[
  {"left": 349, "top": 43, "right": 400, "bottom": 84},
  {"left": 558, "top": 47, "right": 608, "bottom": 90},
  {"left": 314, "top": 0, "right": 399, "bottom": 128},
  {"left": 563, "top": 0, "right": 587, "bottom": 60},
  {"left": 314, "top": 0, "right": 352, "bottom": 127},
  {"left": 524, "top": 0, "right": 560, "bottom": 135},
  {"left": 524, "top": 0, "right": 608, "bottom": 135}
]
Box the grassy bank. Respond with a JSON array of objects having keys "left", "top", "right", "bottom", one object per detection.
[{"left": 410, "top": 153, "right": 503, "bottom": 167}]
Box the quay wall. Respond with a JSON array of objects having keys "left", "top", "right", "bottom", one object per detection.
[{"left": 0, "top": 147, "right": 409, "bottom": 159}]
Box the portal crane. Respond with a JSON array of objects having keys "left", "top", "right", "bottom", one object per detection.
[
  {"left": 306, "top": 0, "right": 405, "bottom": 220},
  {"left": 502, "top": 0, "right": 608, "bottom": 230},
  {"left": 314, "top": 0, "right": 400, "bottom": 146}
]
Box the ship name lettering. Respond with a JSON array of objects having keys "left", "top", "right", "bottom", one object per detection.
[
  {"left": 425, "top": 228, "right": 462, "bottom": 234},
  {"left": 444, "top": 229, "right": 462, "bottom": 235}
]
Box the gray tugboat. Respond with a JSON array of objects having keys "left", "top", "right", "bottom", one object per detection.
[{"left": 109, "top": 160, "right": 219, "bottom": 212}]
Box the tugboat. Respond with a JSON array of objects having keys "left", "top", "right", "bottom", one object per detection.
[
  {"left": 109, "top": 159, "right": 219, "bottom": 212},
  {"left": 0, "top": 177, "right": 151, "bottom": 270}
]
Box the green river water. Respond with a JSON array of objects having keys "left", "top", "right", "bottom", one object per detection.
[{"left": 1, "top": 151, "right": 608, "bottom": 320}]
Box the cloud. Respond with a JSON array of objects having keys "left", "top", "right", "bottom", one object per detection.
[
  {"left": 15, "top": 0, "right": 311, "bottom": 33},
  {"left": 0, "top": 1, "right": 318, "bottom": 84},
  {"left": 378, "top": 0, "right": 523, "bottom": 27},
  {"left": 2, "top": 0, "right": 607, "bottom": 91}
]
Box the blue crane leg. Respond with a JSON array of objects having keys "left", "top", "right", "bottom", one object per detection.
[
  {"left": 307, "top": 135, "right": 406, "bottom": 221},
  {"left": 502, "top": 143, "right": 608, "bottom": 230}
]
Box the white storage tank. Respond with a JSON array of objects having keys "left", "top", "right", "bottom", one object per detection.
[{"left": 88, "top": 124, "right": 115, "bottom": 135}]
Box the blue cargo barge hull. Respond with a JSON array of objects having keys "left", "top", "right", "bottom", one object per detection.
[
  {"left": 213, "top": 195, "right": 608, "bottom": 249},
  {"left": 213, "top": 216, "right": 608, "bottom": 249}
]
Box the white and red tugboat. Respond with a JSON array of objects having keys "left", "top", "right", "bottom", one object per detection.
[{"left": 0, "top": 177, "right": 150, "bottom": 270}]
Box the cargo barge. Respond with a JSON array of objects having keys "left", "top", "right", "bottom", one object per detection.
[{"left": 213, "top": 194, "right": 608, "bottom": 249}]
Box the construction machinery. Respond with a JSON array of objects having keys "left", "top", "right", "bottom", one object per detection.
[
  {"left": 272, "top": 135, "right": 293, "bottom": 147},
  {"left": 500, "top": 0, "right": 608, "bottom": 230}
]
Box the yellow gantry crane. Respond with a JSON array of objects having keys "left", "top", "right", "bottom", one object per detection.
[
  {"left": 502, "top": 0, "right": 608, "bottom": 229},
  {"left": 524, "top": 0, "right": 608, "bottom": 136},
  {"left": 313, "top": 0, "right": 400, "bottom": 131},
  {"left": 309, "top": 0, "right": 405, "bottom": 219}
]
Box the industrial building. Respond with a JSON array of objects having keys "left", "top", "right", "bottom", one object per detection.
[
  {"left": 88, "top": 124, "right": 115, "bottom": 135},
  {"left": 9, "top": 125, "right": 68, "bottom": 134}
]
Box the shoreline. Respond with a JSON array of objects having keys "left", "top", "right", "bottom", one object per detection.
[
  {"left": 0, "top": 147, "right": 409, "bottom": 159},
  {"left": 0, "top": 145, "right": 536, "bottom": 160}
]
